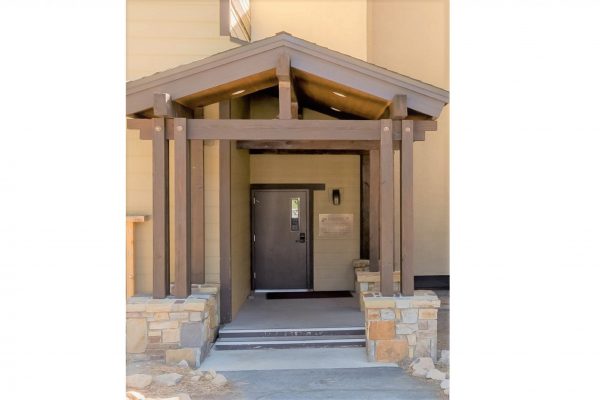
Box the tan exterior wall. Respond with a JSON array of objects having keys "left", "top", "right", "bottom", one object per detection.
[
  {"left": 126, "top": 0, "right": 238, "bottom": 81},
  {"left": 368, "top": 0, "right": 450, "bottom": 276},
  {"left": 251, "top": 0, "right": 368, "bottom": 60}
]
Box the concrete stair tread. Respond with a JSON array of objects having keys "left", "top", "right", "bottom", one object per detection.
[{"left": 217, "top": 334, "right": 365, "bottom": 343}]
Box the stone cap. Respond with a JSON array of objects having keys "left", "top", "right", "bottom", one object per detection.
[
  {"left": 352, "top": 259, "right": 370, "bottom": 269},
  {"left": 356, "top": 271, "right": 401, "bottom": 282},
  {"left": 126, "top": 295, "right": 215, "bottom": 313},
  {"left": 362, "top": 290, "right": 440, "bottom": 309}
]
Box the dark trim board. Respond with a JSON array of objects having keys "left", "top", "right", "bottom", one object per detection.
[
  {"left": 250, "top": 184, "right": 325, "bottom": 292},
  {"left": 414, "top": 275, "right": 449, "bottom": 290}
]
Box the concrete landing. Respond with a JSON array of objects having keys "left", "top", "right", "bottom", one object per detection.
[
  {"left": 223, "top": 293, "right": 364, "bottom": 330},
  {"left": 205, "top": 367, "right": 440, "bottom": 400},
  {"left": 199, "top": 347, "right": 396, "bottom": 371}
]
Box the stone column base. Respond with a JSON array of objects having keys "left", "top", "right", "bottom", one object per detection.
[
  {"left": 363, "top": 290, "right": 440, "bottom": 363},
  {"left": 126, "top": 284, "right": 219, "bottom": 367}
]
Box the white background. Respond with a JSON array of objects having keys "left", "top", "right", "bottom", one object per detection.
[{"left": 0, "top": 1, "right": 599, "bottom": 398}]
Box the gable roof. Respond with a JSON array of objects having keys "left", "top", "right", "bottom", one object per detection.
[{"left": 126, "top": 32, "right": 449, "bottom": 119}]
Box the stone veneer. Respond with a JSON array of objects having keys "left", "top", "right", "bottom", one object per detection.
[
  {"left": 126, "top": 284, "right": 219, "bottom": 367},
  {"left": 363, "top": 290, "right": 440, "bottom": 363},
  {"left": 355, "top": 271, "right": 401, "bottom": 310}
]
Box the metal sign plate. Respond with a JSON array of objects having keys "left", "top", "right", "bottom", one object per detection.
[{"left": 318, "top": 214, "right": 353, "bottom": 237}]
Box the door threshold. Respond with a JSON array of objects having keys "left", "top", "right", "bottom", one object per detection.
[{"left": 254, "top": 289, "right": 312, "bottom": 293}]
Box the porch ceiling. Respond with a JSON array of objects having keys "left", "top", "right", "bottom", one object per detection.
[{"left": 126, "top": 32, "right": 449, "bottom": 120}]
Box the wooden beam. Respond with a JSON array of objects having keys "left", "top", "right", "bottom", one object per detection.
[
  {"left": 219, "top": 102, "right": 232, "bottom": 324},
  {"left": 173, "top": 118, "right": 191, "bottom": 298},
  {"left": 237, "top": 140, "right": 382, "bottom": 151},
  {"left": 379, "top": 119, "right": 394, "bottom": 296},
  {"left": 131, "top": 119, "right": 382, "bottom": 141},
  {"left": 360, "top": 153, "right": 369, "bottom": 260},
  {"left": 369, "top": 149, "right": 380, "bottom": 272},
  {"left": 277, "top": 54, "right": 292, "bottom": 120},
  {"left": 390, "top": 94, "right": 408, "bottom": 120},
  {"left": 152, "top": 118, "right": 170, "bottom": 298},
  {"left": 190, "top": 112, "right": 205, "bottom": 284},
  {"left": 153, "top": 93, "right": 194, "bottom": 119},
  {"left": 128, "top": 118, "right": 436, "bottom": 142},
  {"left": 400, "top": 120, "right": 415, "bottom": 296}
]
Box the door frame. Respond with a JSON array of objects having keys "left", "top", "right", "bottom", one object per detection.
[{"left": 250, "top": 183, "right": 325, "bottom": 291}]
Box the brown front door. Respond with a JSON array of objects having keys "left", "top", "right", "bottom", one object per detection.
[{"left": 252, "top": 189, "right": 310, "bottom": 290}]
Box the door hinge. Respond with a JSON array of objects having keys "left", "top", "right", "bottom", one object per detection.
[
  {"left": 252, "top": 197, "right": 256, "bottom": 205},
  {"left": 253, "top": 272, "right": 256, "bottom": 279},
  {"left": 253, "top": 233, "right": 256, "bottom": 242}
]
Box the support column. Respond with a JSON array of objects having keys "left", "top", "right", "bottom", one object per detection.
[
  {"left": 369, "top": 150, "right": 380, "bottom": 272},
  {"left": 152, "top": 117, "right": 170, "bottom": 298},
  {"left": 219, "top": 101, "right": 232, "bottom": 323},
  {"left": 191, "top": 108, "right": 205, "bottom": 284},
  {"left": 174, "top": 118, "right": 191, "bottom": 298},
  {"left": 379, "top": 119, "right": 394, "bottom": 296},
  {"left": 401, "top": 120, "right": 415, "bottom": 296}
]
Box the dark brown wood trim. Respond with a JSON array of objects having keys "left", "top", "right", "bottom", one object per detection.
[
  {"left": 379, "top": 120, "right": 394, "bottom": 296},
  {"left": 173, "top": 118, "right": 191, "bottom": 298},
  {"left": 237, "top": 140, "right": 382, "bottom": 151},
  {"left": 219, "top": 0, "right": 229, "bottom": 36},
  {"left": 219, "top": 101, "right": 232, "bottom": 323},
  {"left": 277, "top": 53, "right": 292, "bottom": 120},
  {"left": 152, "top": 118, "right": 170, "bottom": 298},
  {"left": 369, "top": 149, "right": 380, "bottom": 273},
  {"left": 250, "top": 183, "right": 326, "bottom": 191},
  {"left": 153, "top": 93, "right": 194, "bottom": 119},
  {"left": 400, "top": 120, "right": 415, "bottom": 296},
  {"left": 128, "top": 118, "right": 435, "bottom": 142},
  {"left": 190, "top": 139, "right": 205, "bottom": 284},
  {"left": 360, "top": 153, "right": 369, "bottom": 260},
  {"left": 390, "top": 94, "right": 408, "bottom": 120}
]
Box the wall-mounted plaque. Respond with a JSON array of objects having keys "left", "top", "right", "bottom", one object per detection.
[{"left": 318, "top": 214, "right": 353, "bottom": 237}]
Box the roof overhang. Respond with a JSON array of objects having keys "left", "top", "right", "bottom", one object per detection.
[{"left": 126, "top": 32, "right": 449, "bottom": 119}]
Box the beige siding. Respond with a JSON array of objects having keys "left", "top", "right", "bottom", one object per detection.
[
  {"left": 368, "top": 0, "right": 450, "bottom": 276},
  {"left": 251, "top": 0, "right": 368, "bottom": 61},
  {"left": 127, "top": 0, "right": 238, "bottom": 81}
]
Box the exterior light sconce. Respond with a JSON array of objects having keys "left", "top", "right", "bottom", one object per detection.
[{"left": 332, "top": 188, "right": 341, "bottom": 206}]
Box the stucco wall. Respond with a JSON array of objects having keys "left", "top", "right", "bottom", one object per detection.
[{"left": 368, "top": 0, "right": 450, "bottom": 276}]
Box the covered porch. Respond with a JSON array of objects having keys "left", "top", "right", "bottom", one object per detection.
[{"left": 126, "top": 32, "right": 448, "bottom": 364}]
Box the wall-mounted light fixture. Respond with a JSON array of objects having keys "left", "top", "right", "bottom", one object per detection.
[{"left": 332, "top": 188, "right": 341, "bottom": 206}]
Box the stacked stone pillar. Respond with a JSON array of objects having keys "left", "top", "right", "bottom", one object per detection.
[{"left": 363, "top": 290, "right": 440, "bottom": 362}]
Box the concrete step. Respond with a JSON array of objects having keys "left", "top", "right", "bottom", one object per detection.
[
  {"left": 214, "top": 336, "right": 366, "bottom": 350},
  {"left": 218, "top": 326, "right": 365, "bottom": 339}
]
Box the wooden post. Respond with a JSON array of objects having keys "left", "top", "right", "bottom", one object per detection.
[
  {"left": 219, "top": 101, "right": 232, "bottom": 323},
  {"left": 360, "top": 153, "right": 369, "bottom": 260},
  {"left": 277, "top": 54, "right": 293, "bottom": 120},
  {"left": 379, "top": 119, "right": 394, "bottom": 296},
  {"left": 369, "top": 149, "right": 380, "bottom": 272},
  {"left": 173, "top": 118, "right": 191, "bottom": 298},
  {"left": 152, "top": 117, "right": 170, "bottom": 298},
  {"left": 190, "top": 109, "right": 205, "bottom": 284},
  {"left": 400, "top": 120, "right": 415, "bottom": 296},
  {"left": 126, "top": 215, "right": 147, "bottom": 298}
]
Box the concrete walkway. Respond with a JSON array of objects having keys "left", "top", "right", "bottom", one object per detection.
[
  {"left": 199, "top": 367, "right": 440, "bottom": 400},
  {"left": 200, "top": 347, "right": 397, "bottom": 371}
]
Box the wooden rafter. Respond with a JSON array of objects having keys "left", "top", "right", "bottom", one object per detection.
[{"left": 153, "top": 93, "right": 194, "bottom": 118}]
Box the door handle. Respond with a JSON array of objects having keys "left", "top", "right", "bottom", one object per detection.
[{"left": 296, "top": 232, "right": 306, "bottom": 243}]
